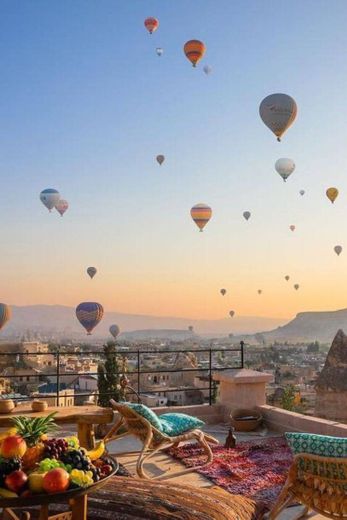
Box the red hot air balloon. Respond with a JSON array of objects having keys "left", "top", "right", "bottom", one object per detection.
[
  {"left": 76, "top": 302, "right": 104, "bottom": 335},
  {"left": 184, "top": 40, "right": 206, "bottom": 67},
  {"left": 144, "top": 17, "right": 159, "bottom": 34}
]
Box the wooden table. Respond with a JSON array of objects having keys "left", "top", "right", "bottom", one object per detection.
[{"left": 0, "top": 405, "right": 114, "bottom": 449}]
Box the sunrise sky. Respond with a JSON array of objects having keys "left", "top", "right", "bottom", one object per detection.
[{"left": 1, "top": 0, "right": 347, "bottom": 321}]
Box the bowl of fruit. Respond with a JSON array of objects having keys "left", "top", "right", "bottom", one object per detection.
[{"left": 0, "top": 413, "right": 118, "bottom": 507}]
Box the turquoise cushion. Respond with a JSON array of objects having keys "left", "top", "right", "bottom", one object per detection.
[
  {"left": 159, "top": 413, "right": 204, "bottom": 436},
  {"left": 125, "top": 403, "right": 162, "bottom": 430},
  {"left": 286, "top": 432, "right": 347, "bottom": 458}
]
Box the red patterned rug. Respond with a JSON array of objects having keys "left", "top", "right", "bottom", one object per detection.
[{"left": 168, "top": 436, "right": 292, "bottom": 510}]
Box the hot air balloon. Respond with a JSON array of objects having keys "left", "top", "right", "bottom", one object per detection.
[
  {"left": 259, "top": 93, "right": 297, "bottom": 141},
  {"left": 0, "top": 304, "right": 11, "bottom": 332},
  {"left": 40, "top": 189, "right": 60, "bottom": 212},
  {"left": 243, "top": 211, "right": 251, "bottom": 221},
  {"left": 290, "top": 225, "right": 296, "bottom": 232},
  {"left": 110, "top": 324, "right": 120, "bottom": 339},
  {"left": 183, "top": 40, "right": 206, "bottom": 67},
  {"left": 220, "top": 289, "right": 226, "bottom": 296},
  {"left": 188, "top": 325, "right": 194, "bottom": 332},
  {"left": 258, "top": 289, "right": 262, "bottom": 295},
  {"left": 334, "top": 245, "right": 342, "bottom": 256},
  {"left": 190, "top": 204, "right": 212, "bottom": 232},
  {"left": 285, "top": 275, "right": 290, "bottom": 281},
  {"left": 55, "top": 199, "right": 69, "bottom": 217},
  {"left": 156, "top": 155, "right": 165, "bottom": 165},
  {"left": 203, "top": 65, "right": 212, "bottom": 75},
  {"left": 87, "top": 267, "right": 97, "bottom": 279},
  {"left": 76, "top": 302, "right": 104, "bottom": 335},
  {"left": 326, "top": 187, "right": 339, "bottom": 204},
  {"left": 299, "top": 190, "right": 305, "bottom": 196},
  {"left": 294, "top": 284, "right": 299, "bottom": 291},
  {"left": 156, "top": 47, "right": 163, "bottom": 56},
  {"left": 275, "top": 158, "right": 295, "bottom": 181},
  {"left": 229, "top": 310, "right": 235, "bottom": 318},
  {"left": 144, "top": 17, "right": 159, "bottom": 34}
]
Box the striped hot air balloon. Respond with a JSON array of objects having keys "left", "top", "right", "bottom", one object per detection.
[
  {"left": 0, "top": 304, "right": 11, "bottom": 332},
  {"left": 144, "top": 17, "right": 159, "bottom": 34},
  {"left": 183, "top": 40, "right": 206, "bottom": 67},
  {"left": 190, "top": 204, "right": 212, "bottom": 232},
  {"left": 76, "top": 302, "right": 104, "bottom": 335}
]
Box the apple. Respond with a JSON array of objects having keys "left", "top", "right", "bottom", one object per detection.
[
  {"left": 0, "top": 435, "right": 27, "bottom": 459},
  {"left": 43, "top": 468, "right": 69, "bottom": 493},
  {"left": 5, "top": 470, "right": 28, "bottom": 493},
  {"left": 28, "top": 472, "right": 45, "bottom": 493}
]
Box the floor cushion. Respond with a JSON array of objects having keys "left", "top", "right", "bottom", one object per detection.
[
  {"left": 286, "top": 432, "right": 347, "bottom": 458},
  {"left": 159, "top": 412, "right": 204, "bottom": 436}
]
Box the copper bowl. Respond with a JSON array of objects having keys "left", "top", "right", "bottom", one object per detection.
[{"left": 230, "top": 408, "right": 263, "bottom": 432}]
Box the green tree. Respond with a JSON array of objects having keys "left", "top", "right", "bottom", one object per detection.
[
  {"left": 97, "top": 341, "right": 123, "bottom": 407},
  {"left": 280, "top": 384, "right": 296, "bottom": 411}
]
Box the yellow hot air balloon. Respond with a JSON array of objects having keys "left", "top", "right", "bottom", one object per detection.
[
  {"left": 183, "top": 40, "right": 206, "bottom": 67},
  {"left": 190, "top": 204, "right": 212, "bottom": 232},
  {"left": 326, "top": 187, "right": 339, "bottom": 203}
]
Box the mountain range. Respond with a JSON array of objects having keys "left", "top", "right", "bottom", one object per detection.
[
  {"left": 1, "top": 305, "right": 285, "bottom": 340},
  {"left": 1, "top": 305, "right": 347, "bottom": 343}
]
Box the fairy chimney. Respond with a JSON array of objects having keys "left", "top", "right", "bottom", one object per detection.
[{"left": 315, "top": 329, "right": 347, "bottom": 422}]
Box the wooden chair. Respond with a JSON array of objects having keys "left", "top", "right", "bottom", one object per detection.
[
  {"left": 104, "top": 400, "right": 219, "bottom": 480},
  {"left": 269, "top": 453, "right": 347, "bottom": 520}
]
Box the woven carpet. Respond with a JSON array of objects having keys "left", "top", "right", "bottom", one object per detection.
[{"left": 168, "top": 436, "right": 293, "bottom": 510}]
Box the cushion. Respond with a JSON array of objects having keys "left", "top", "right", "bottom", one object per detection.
[
  {"left": 286, "top": 432, "right": 347, "bottom": 458},
  {"left": 159, "top": 413, "right": 204, "bottom": 436},
  {"left": 125, "top": 403, "right": 162, "bottom": 430}
]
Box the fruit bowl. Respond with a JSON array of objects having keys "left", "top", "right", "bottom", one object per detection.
[
  {"left": 0, "top": 413, "right": 119, "bottom": 507},
  {"left": 0, "top": 456, "right": 119, "bottom": 508}
]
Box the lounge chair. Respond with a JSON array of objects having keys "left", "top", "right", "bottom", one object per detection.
[
  {"left": 270, "top": 433, "right": 347, "bottom": 520},
  {"left": 104, "top": 400, "right": 218, "bottom": 480}
]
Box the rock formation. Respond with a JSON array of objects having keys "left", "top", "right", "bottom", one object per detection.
[{"left": 315, "top": 329, "right": 347, "bottom": 421}]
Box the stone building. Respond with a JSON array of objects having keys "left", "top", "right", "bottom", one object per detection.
[{"left": 315, "top": 329, "right": 347, "bottom": 422}]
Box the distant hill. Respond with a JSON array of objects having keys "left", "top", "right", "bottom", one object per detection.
[
  {"left": 254, "top": 308, "right": 347, "bottom": 343},
  {"left": 0, "top": 304, "right": 286, "bottom": 341}
]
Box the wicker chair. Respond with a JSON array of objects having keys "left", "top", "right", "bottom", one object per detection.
[
  {"left": 104, "top": 400, "right": 218, "bottom": 480},
  {"left": 269, "top": 453, "right": 347, "bottom": 520}
]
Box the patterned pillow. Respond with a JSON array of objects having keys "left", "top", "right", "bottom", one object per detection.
[
  {"left": 159, "top": 413, "right": 204, "bottom": 436},
  {"left": 125, "top": 403, "right": 162, "bottom": 430},
  {"left": 286, "top": 432, "right": 347, "bottom": 458}
]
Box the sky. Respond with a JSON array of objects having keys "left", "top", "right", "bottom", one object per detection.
[{"left": 1, "top": 0, "right": 347, "bottom": 321}]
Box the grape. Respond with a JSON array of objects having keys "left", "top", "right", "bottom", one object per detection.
[{"left": 43, "top": 438, "right": 68, "bottom": 460}]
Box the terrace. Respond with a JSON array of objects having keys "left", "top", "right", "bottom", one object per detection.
[{"left": 0, "top": 346, "right": 345, "bottom": 519}]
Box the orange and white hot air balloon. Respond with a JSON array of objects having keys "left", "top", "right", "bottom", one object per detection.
[
  {"left": 184, "top": 40, "right": 206, "bottom": 67},
  {"left": 190, "top": 203, "right": 212, "bottom": 232},
  {"left": 144, "top": 17, "right": 159, "bottom": 34}
]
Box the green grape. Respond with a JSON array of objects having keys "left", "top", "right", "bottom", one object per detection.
[{"left": 38, "top": 458, "right": 71, "bottom": 474}]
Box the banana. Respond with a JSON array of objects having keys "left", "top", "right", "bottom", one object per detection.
[
  {"left": 0, "top": 488, "right": 18, "bottom": 498},
  {"left": 86, "top": 440, "right": 105, "bottom": 461}
]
